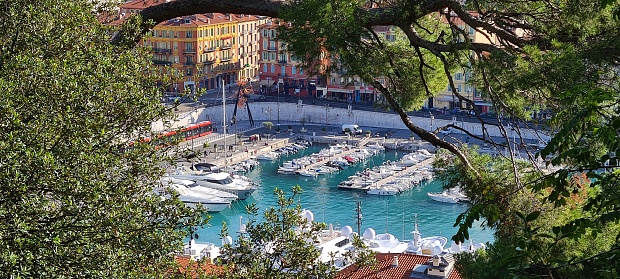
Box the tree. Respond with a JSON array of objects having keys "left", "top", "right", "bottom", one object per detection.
[
  {"left": 113, "top": 0, "right": 620, "bottom": 276},
  {"left": 216, "top": 186, "right": 375, "bottom": 278},
  {"left": 0, "top": 0, "right": 205, "bottom": 277}
]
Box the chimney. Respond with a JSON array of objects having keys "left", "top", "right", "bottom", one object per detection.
[{"left": 391, "top": 255, "right": 399, "bottom": 267}]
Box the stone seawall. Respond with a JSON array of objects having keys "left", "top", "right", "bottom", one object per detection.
[{"left": 154, "top": 102, "right": 550, "bottom": 141}]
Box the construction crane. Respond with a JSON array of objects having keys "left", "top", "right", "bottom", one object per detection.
[{"left": 230, "top": 78, "right": 255, "bottom": 127}]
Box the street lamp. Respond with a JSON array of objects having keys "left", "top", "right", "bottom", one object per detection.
[
  {"left": 277, "top": 78, "right": 282, "bottom": 125},
  {"left": 429, "top": 112, "right": 434, "bottom": 132}
]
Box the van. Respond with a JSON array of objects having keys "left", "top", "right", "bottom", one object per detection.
[{"left": 342, "top": 124, "right": 363, "bottom": 135}]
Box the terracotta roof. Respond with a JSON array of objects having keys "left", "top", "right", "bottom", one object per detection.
[
  {"left": 121, "top": 0, "right": 169, "bottom": 11},
  {"left": 335, "top": 253, "right": 462, "bottom": 279},
  {"left": 158, "top": 13, "right": 235, "bottom": 27},
  {"left": 174, "top": 255, "right": 225, "bottom": 278}
]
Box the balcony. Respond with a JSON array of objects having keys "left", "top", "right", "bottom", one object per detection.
[
  {"left": 184, "top": 61, "right": 195, "bottom": 66},
  {"left": 220, "top": 56, "right": 232, "bottom": 62},
  {"left": 183, "top": 49, "right": 196, "bottom": 54},
  {"left": 278, "top": 59, "right": 287, "bottom": 64},
  {"left": 220, "top": 44, "right": 232, "bottom": 50},
  {"left": 204, "top": 47, "right": 217, "bottom": 52},
  {"left": 203, "top": 59, "right": 215, "bottom": 64},
  {"left": 152, "top": 60, "right": 172, "bottom": 66},
  {"left": 152, "top": 48, "right": 171, "bottom": 53},
  {"left": 267, "top": 47, "right": 277, "bottom": 51}
]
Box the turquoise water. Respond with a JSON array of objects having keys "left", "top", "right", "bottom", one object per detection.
[{"left": 196, "top": 145, "right": 494, "bottom": 245}]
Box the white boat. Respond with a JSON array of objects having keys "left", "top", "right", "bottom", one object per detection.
[
  {"left": 256, "top": 152, "right": 280, "bottom": 161},
  {"left": 427, "top": 187, "right": 468, "bottom": 203},
  {"left": 297, "top": 170, "right": 318, "bottom": 177},
  {"left": 154, "top": 183, "right": 231, "bottom": 212},
  {"left": 405, "top": 221, "right": 448, "bottom": 256},
  {"left": 161, "top": 177, "right": 239, "bottom": 201},
  {"left": 366, "top": 187, "right": 400, "bottom": 196},
  {"left": 171, "top": 172, "right": 257, "bottom": 200}
]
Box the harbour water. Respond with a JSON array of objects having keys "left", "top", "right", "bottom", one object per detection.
[{"left": 195, "top": 144, "right": 494, "bottom": 245}]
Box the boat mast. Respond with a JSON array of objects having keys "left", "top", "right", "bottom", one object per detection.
[{"left": 355, "top": 201, "right": 362, "bottom": 235}]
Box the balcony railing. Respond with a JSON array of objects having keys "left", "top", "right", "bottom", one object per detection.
[
  {"left": 267, "top": 47, "right": 277, "bottom": 51},
  {"left": 183, "top": 49, "right": 196, "bottom": 54},
  {"left": 152, "top": 48, "right": 171, "bottom": 53},
  {"left": 220, "top": 44, "right": 232, "bottom": 50},
  {"left": 220, "top": 56, "right": 232, "bottom": 62},
  {"left": 184, "top": 61, "right": 195, "bottom": 66},
  {"left": 152, "top": 60, "right": 172, "bottom": 65},
  {"left": 203, "top": 59, "right": 215, "bottom": 64},
  {"left": 204, "top": 47, "right": 217, "bottom": 52},
  {"left": 278, "top": 60, "right": 287, "bottom": 64}
]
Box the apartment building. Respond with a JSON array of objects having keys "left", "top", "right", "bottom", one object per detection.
[
  {"left": 433, "top": 13, "right": 501, "bottom": 112},
  {"left": 117, "top": 0, "right": 267, "bottom": 94},
  {"left": 233, "top": 14, "right": 269, "bottom": 82},
  {"left": 257, "top": 21, "right": 315, "bottom": 98}
]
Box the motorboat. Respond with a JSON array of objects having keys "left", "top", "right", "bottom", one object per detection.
[
  {"left": 366, "top": 187, "right": 400, "bottom": 196},
  {"left": 405, "top": 221, "right": 448, "bottom": 256},
  {"left": 161, "top": 177, "right": 239, "bottom": 201},
  {"left": 171, "top": 172, "right": 257, "bottom": 200},
  {"left": 256, "top": 152, "right": 280, "bottom": 161},
  {"left": 297, "top": 170, "right": 318, "bottom": 177},
  {"left": 427, "top": 187, "right": 468, "bottom": 203},
  {"left": 154, "top": 183, "right": 231, "bottom": 212}
]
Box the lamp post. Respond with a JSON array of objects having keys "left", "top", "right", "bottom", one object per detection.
[
  {"left": 277, "top": 78, "right": 282, "bottom": 125},
  {"left": 222, "top": 78, "right": 227, "bottom": 163},
  {"left": 430, "top": 112, "right": 434, "bottom": 132}
]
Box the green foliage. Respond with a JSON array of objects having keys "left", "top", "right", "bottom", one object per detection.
[
  {"left": 216, "top": 186, "right": 375, "bottom": 278},
  {"left": 0, "top": 0, "right": 204, "bottom": 277},
  {"left": 279, "top": 0, "right": 450, "bottom": 111},
  {"left": 263, "top": 121, "right": 274, "bottom": 130}
]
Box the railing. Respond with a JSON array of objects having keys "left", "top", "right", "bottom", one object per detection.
[
  {"left": 152, "top": 60, "right": 172, "bottom": 65},
  {"left": 220, "top": 44, "right": 232, "bottom": 50},
  {"left": 278, "top": 60, "right": 287, "bottom": 64},
  {"left": 183, "top": 49, "right": 196, "bottom": 54},
  {"left": 184, "top": 61, "right": 195, "bottom": 66},
  {"left": 267, "top": 47, "right": 277, "bottom": 51},
  {"left": 152, "top": 48, "right": 171, "bottom": 53},
  {"left": 183, "top": 125, "right": 256, "bottom": 150},
  {"left": 220, "top": 56, "right": 232, "bottom": 62},
  {"left": 204, "top": 47, "right": 217, "bottom": 52}
]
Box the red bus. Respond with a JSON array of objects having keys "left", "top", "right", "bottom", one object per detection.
[{"left": 138, "top": 121, "right": 214, "bottom": 149}]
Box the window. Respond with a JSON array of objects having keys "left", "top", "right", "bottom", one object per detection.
[
  {"left": 271, "top": 64, "right": 275, "bottom": 73},
  {"left": 263, "top": 30, "right": 268, "bottom": 37},
  {"left": 299, "top": 68, "right": 303, "bottom": 75},
  {"left": 263, "top": 39, "right": 268, "bottom": 49},
  {"left": 185, "top": 31, "right": 192, "bottom": 38},
  {"left": 281, "top": 65, "right": 285, "bottom": 75},
  {"left": 263, "top": 64, "right": 267, "bottom": 73},
  {"left": 186, "top": 68, "right": 192, "bottom": 76},
  {"left": 292, "top": 66, "right": 296, "bottom": 75},
  {"left": 262, "top": 52, "right": 268, "bottom": 60},
  {"left": 185, "top": 42, "right": 193, "bottom": 51},
  {"left": 455, "top": 72, "right": 463, "bottom": 80},
  {"left": 270, "top": 30, "right": 276, "bottom": 37},
  {"left": 457, "top": 84, "right": 463, "bottom": 92}
]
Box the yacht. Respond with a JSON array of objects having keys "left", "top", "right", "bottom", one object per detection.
[
  {"left": 154, "top": 183, "right": 231, "bottom": 212},
  {"left": 427, "top": 187, "right": 468, "bottom": 203},
  {"left": 161, "top": 177, "right": 238, "bottom": 201},
  {"left": 172, "top": 172, "right": 257, "bottom": 200}
]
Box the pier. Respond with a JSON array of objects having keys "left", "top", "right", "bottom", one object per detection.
[
  {"left": 294, "top": 142, "right": 371, "bottom": 173},
  {"left": 370, "top": 157, "right": 434, "bottom": 189}
]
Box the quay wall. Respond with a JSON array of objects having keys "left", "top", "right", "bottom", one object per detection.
[{"left": 153, "top": 102, "right": 550, "bottom": 141}]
